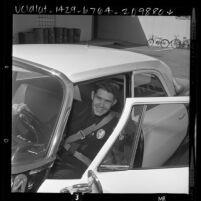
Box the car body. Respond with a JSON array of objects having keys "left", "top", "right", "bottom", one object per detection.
[{"left": 12, "top": 44, "right": 189, "bottom": 193}]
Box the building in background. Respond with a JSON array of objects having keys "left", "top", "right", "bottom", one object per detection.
[
  {"left": 13, "top": 15, "right": 191, "bottom": 46},
  {"left": 138, "top": 16, "right": 190, "bottom": 42}
]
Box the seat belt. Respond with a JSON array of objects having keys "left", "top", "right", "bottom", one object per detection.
[
  {"left": 73, "top": 151, "right": 91, "bottom": 166},
  {"left": 63, "top": 111, "right": 118, "bottom": 151}
]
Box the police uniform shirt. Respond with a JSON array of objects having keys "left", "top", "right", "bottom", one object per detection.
[{"left": 65, "top": 101, "right": 119, "bottom": 160}]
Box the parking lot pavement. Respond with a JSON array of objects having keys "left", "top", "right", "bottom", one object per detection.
[
  {"left": 124, "top": 46, "right": 190, "bottom": 80},
  {"left": 100, "top": 42, "right": 190, "bottom": 80}
]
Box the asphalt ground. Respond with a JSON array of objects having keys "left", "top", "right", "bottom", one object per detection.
[
  {"left": 126, "top": 46, "right": 190, "bottom": 79},
  {"left": 104, "top": 43, "right": 190, "bottom": 80}
]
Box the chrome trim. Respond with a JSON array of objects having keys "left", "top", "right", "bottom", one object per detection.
[
  {"left": 132, "top": 69, "right": 172, "bottom": 97},
  {"left": 130, "top": 105, "right": 147, "bottom": 167}
]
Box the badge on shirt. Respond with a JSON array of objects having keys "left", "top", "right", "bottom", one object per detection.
[{"left": 96, "top": 129, "right": 105, "bottom": 139}]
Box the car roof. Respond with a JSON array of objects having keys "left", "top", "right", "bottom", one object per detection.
[{"left": 13, "top": 44, "right": 164, "bottom": 83}]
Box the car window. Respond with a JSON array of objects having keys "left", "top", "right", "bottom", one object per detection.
[
  {"left": 134, "top": 73, "right": 167, "bottom": 97},
  {"left": 74, "top": 75, "right": 126, "bottom": 113},
  {"left": 99, "top": 102, "right": 189, "bottom": 171},
  {"left": 12, "top": 66, "right": 64, "bottom": 166},
  {"left": 99, "top": 105, "right": 145, "bottom": 169}
]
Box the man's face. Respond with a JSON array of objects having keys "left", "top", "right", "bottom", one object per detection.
[{"left": 91, "top": 89, "right": 117, "bottom": 116}]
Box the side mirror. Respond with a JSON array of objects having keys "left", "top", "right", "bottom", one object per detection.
[{"left": 60, "top": 170, "right": 103, "bottom": 194}]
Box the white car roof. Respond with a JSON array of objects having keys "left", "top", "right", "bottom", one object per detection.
[{"left": 13, "top": 44, "right": 164, "bottom": 83}]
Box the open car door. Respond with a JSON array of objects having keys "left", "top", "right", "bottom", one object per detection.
[{"left": 85, "top": 96, "right": 189, "bottom": 193}]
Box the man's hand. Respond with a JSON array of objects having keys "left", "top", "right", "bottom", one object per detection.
[
  {"left": 12, "top": 103, "right": 41, "bottom": 143},
  {"left": 12, "top": 103, "right": 31, "bottom": 116}
]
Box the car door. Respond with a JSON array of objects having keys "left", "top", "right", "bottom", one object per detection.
[{"left": 85, "top": 96, "right": 189, "bottom": 193}]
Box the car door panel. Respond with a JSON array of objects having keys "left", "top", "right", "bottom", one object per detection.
[
  {"left": 91, "top": 97, "right": 189, "bottom": 194},
  {"left": 95, "top": 167, "right": 189, "bottom": 193}
]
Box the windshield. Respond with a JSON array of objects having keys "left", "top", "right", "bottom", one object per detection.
[{"left": 12, "top": 65, "right": 64, "bottom": 167}]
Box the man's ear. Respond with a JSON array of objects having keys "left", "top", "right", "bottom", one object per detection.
[
  {"left": 91, "top": 91, "right": 95, "bottom": 100},
  {"left": 112, "top": 99, "right": 117, "bottom": 106}
]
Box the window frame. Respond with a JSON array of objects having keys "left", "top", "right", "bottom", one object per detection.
[
  {"left": 132, "top": 69, "right": 171, "bottom": 97},
  {"left": 73, "top": 73, "right": 128, "bottom": 111}
]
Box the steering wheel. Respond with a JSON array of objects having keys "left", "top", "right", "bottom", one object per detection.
[{"left": 12, "top": 104, "right": 43, "bottom": 144}]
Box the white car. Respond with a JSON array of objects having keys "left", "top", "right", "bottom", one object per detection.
[{"left": 11, "top": 44, "right": 189, "bottom": 193}]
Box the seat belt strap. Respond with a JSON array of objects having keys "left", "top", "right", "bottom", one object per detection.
[
  {"left": 64, "top": 124, "right": 96, "bottom": 144},
  {"left": 95, "top": 111, "right": 117, "bottom": 131},
  {"left": 63, "top": 111, "right": 118, "bottom": 151},
  {"left": 73, "top": 151, "right": 91, "bottom": 166},
  {"left": 71, "top": 112, "right": 117, "bottom": 166}
]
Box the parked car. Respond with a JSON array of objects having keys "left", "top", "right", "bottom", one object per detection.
[{"left": 12, "top": 44, "right": 189, "bottom": 193}]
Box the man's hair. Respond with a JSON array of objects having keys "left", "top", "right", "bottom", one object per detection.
[{"left": 94, "top": 80, "right": 120, "bottom": 100}]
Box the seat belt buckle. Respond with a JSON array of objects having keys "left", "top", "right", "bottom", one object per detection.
[
  {"left": 79, "top": 130, "right": 85, "bottom": 140},
  {"left": 73, "top": 151, "right": 91, "bottom": 166},
  {"left": 63, "top": 143, "right": 71, "bottom": 151}
]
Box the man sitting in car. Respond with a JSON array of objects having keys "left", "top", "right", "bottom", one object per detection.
[{"left": 49, "top": 81, "right": 120, "bottom": 179}]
